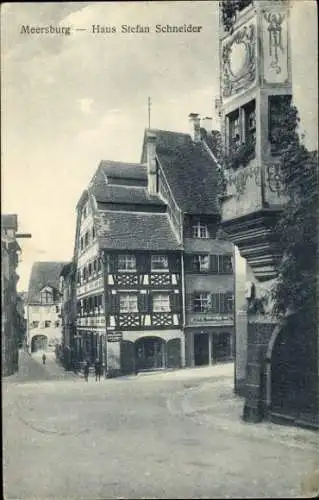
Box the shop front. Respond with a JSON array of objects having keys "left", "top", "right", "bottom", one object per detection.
[{"left": 185, "top": 319, "right": 234, "bottom": 367}]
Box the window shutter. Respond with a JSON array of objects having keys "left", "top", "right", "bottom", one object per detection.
[
  {"left": 136, "top": 254, "right": 150, "bottom": 273},
  {"left": 110, "top": 293, "right": 119, "bottom": 312},
  {"left": 168, "top": 254, "right": 180, "bottom": 273},
  {"left": 184, "top": 255, "right": 193, "bottom": 272},
  {"left": 210, "top": 255, "right": 218, "bottom": 273},
  {"left": 186, "top": 293, "right": 193, "bottom": 313},
  {"left": 211, "top": 293, "right": 218, "bottom": 313},
  {"left": 109, "top": 254, "right": 118, "bottom": 273},
  {"left": 169, "top": 293, "right": 180, "bottom": 313},
  {"left": 138, "top": 293, "right": 149, "bottom": 313}
]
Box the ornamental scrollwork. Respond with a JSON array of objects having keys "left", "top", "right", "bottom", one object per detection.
[
  {"left": 266, "top": 164, "right": 286, "bottom": 193},
  {"left": 263, "top": 11, "right": 285, "bottom": 74},
  {"left": 226, "top": 164, "right": 260, "bottom": 197},
  {"left": 222, "top": 23, "right": 256, "bottom": 98}
]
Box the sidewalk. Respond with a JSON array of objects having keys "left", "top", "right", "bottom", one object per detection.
[{"left": 181, "top": 376, "right": 319, "bottom": 451}]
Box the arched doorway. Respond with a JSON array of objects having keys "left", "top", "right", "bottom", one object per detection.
[
  {"left": 270, "top": 312, "right": 318, "bottom": 427},
  {"left": 31, "top": 334, "right": 48, "bottom": 353},
  {"left": 135, "top": 336, "right": 166, "bottom": 372}
]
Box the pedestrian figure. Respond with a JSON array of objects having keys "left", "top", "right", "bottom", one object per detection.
[
  {"left": 83, "top": 360, "right": 90, "bottom": 382},
  {"left": 42, "top": 353, "right": 46, "bottom": 365},
  {"left": 95, "top": 358, "right": 102, "bottom": 382}
]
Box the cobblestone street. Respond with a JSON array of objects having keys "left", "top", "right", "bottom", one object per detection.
[{"left": 3, "top": 352, "right": 318, "bottom": 499}]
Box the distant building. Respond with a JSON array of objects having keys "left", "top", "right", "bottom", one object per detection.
[
  {"left": 26, "top": 262, "right": 67, "bottom": 353},
  {"left": 1, "top": 215, "right": 21, "bottom": 376},
  {"left": 59, "top": 262, "right": 77, "bottom": 369}
]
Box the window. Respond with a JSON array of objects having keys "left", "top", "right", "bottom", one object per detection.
[
  {"left": 244, "top": 100, "right": 256, "bottom": 144},
  {"left": 55, "top": 321, "right": 60, "bottom": 327},
  {"left": 56, "top": 305, "right": 60, "bottom": 313},
  {"left": 92, "top": 226, "right": 96, "bottom": 240},
  {"left": 44, "top": 320, "right": 51, "bottom": 328},
  {"left": 211, "top": 255, "right": 233, "bottom": 274},
  {"left": 192, "top": 255, "right": 209, "bottom": 272},
  {"left": 31, "top": 321, "right": 39, "bottom": 328},
  {"left": 40, "top": 290, "right": 53, "bottom": 304},
  {"left": 193, "top": 292, "right": 210, "bottom": 313},
  {"left": 229, "top": 109, "right": 241, "bottom": 150},
  {"left": 88, "top": 262, "right": 92, "bottom": 277},
  {"left": 192, "top": 221, "right": 209, "bottom": 239},
  {"left": 83, "top": 267, "right": 87, "bottom": 281},
  {"left": 153, "top": 294, "right": 170, "bottom": 312},
  {"left": 211, "top": 293, "right": 234, "bottom": 314},
  {"left": 118, "top": 255, "right": 136, "bottom": 271},
  {"left": 82, "top": 205, "right": 88, "bottom": 220},
  {"left": 93, "top": 259, "right": 97, "bottom": 273},
  {"left": 120, "top": 294, "right": 138, "bottom": 313},
  {"left": 151, "top": 255, "right": 168, "bottom": 271},
  {"left": 80, "top": 237, "right": 84, "bottom": 251},
  {"left": 226, "top": 100, "right": 256, "bottom": 158}
]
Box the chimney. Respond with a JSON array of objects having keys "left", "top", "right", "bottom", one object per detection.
[
  {"left": 201, "top": 116, "right": 213, "bottom": 133},
  {"left": 146, "top": 131, "right": 157, "bottom": 195},
  {"left": 188, "top": 113, "right": 201, "bottom": 143}
]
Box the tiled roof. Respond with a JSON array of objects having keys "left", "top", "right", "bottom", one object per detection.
[
  {"left": 141, "top": 129, "right": 220, "bottom": 215},
  {"left": 99, "top": 160, "right": 147, "bottom": 182},
  {"left": 27, "top": 261, "right": 68, "bottom": 303},
  {"left": 96, "top": 211, "right": 181, "bottom": 251},
  {"left": 2, "top": 214, "right": 18, "bottom": 231},
  {"left": 93, "top": 184, "right": 165, "bottom": 206}
]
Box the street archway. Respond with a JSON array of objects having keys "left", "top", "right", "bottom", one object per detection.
[
  {"left": 31, "top": 334, "right": 48, "bottom": 353},
  {"left": 135, "top": 336, "right": 166, "bottom": 372}
]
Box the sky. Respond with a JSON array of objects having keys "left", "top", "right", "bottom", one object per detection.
[{"left": 1, "top": 1, "right": 318, "bottom": 291}]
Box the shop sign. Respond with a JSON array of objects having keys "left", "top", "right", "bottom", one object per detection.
[
  {"left": 189, "top": 314, "right": 233, "bottom": 324},
  {"left": 107, "top": 331, "right": 123, "bottom": 342}
]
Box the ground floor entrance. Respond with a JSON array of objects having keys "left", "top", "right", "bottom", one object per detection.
[
  {"left": 186, "top": 328, "right": 234, "bottom": 367},
  {"left": 31, "top": 334, "right": 48, "bottom": 353}
]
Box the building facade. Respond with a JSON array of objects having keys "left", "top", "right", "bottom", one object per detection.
[
  {"left": 1, "top": 215, "right": 20, "bottom": 376},
  {"left": 140, "top": 127, "right": 235, "bottom": 369},
  {"left": 59, "top": 262, "right": 77, "bottom": 369},
  {"left": 73, "top": 159, "right": 184, "bottom": 376},
  {"left": 216, "top": 0, "right": 318, "bottom": 427},
  {"left": 26, "top": 262, "right": 66, "bottom": 353}
]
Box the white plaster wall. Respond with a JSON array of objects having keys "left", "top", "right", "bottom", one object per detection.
[{"left": 291, "top": 0, "right": 318, "bottom": 151}]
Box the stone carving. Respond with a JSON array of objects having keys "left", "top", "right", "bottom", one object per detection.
[
  {"left": 266, "top": 164, "right": 286, "bottom": 193},
  {"left": 226, "top": 164, "right": 260, "bottom": 197},
  {"left": 222, "top": 23, "right": 256, "bottom": 98},
  {"left": 264, "top": 12, "right": 285, "bottom": 74}
]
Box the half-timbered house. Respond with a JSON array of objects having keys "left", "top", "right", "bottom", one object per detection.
[{"left": 73, "top": 155, "right": 184, "bottom": 376}]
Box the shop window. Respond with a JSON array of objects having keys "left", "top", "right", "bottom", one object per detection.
[
  {"left": 153, "top": 294, "right": 170, "bottom": 312},
  {"left": 192, "top": 221, "right": 209, "bottom": 239},
  {"left": 120, "top": 294, "right": 138, "bottom": 313},
  {"left": 193, "top": 292, "right": 210, "bottom": 313},
  {"left": 151, "top": 255, "right": 168, "bottom": 271},
  {"left": 118, "top": 255, "right": 136, "bottom": 271},
  {"left": 192, "top": 255, "right": 210, "bottom": 272}
]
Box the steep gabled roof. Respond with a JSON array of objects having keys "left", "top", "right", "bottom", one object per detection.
[
  {"left": 93, "top": 184, "right": 165, "bottom": 207},
  {"left": 96, "top": 210, "right": 181, "bottom": 251},
  {"left": 140, "top": 128, "right": 220, "bottom": 215},
  {"left": 27, "top": 261, "right": 67, "bottom": 303},
  {"left": 98, "top": 160, "right": 147, "bottom": 183}
]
